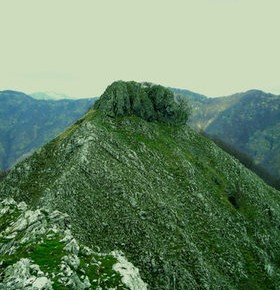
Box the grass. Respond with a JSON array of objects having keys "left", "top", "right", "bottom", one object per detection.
[
  {"left": 79, "top": 253, "right": 127, "bottom": 289},
  {"left": 29, "top": 238, "right": 65, "bottom": 273}
]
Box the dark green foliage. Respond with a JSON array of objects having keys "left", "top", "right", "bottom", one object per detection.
[
  {"left": 205, "top": 91, "right": 280, "bottom": 178},
  {"left": 29, "top": 239, "right": 65, "bottom": 273},
  {"left": 79, "top": 254, "right": 126, "bottom": 289},
  {"left": 146, "top": 84, "right": 185, "bottom": 123},
  {"left": 94, "top": 81, "right": 189, "bottom": 124},
  {"left": 175, "top": 94, "right": 193, "bottom": 118}
]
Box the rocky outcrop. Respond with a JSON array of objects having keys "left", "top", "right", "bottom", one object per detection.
[
  {"left": 2, "top": 258, "right": 53, "bottom": 290},
  {"left": 94, "top": 81, "right": 189, "bottom": 124}
]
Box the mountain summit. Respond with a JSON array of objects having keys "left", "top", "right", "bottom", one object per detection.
[
  {"left": 1, "top": 81, "right": 280, "bottom": 289},
  {"left": 94, "top": 81, "right": 188, "bottom": 124}
]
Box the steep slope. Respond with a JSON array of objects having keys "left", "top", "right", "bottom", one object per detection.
[
  {"left": 185, "top": 90, "right": 280, "bottom": 179},
  {"left": 1, "top": 82, "right": 280, "bottom": 289},
  {"left": 0, "top": 90, "right": 96, "bottom": 170}
]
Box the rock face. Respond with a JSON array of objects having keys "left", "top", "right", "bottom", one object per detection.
[
  {"left": 94, "top": 81, "right": 188, "bottom": 124},
  {"left": 1, "top": 82, "right": 280, "bottom": 289},
  {"left": 0, "top": 198, "right": 147, "bottom": 289}
]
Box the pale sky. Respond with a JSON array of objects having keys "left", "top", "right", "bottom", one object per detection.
[{"left": 0, "top": 0, "right": 279, "bottom": 98}]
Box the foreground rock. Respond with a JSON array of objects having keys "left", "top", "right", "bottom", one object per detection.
[{"left": 0, "top": 198, "right": 147, "bottom": 289}]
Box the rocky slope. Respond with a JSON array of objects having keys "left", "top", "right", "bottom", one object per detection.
[
  {"left": 0, "top": 198, "right": 146, "bottom": 289},
  {"left": 183, "top": 90, "right": 280, "bottom": 179},
  {"left": 1, "top": 81, "right": 280, "bottom": 289},
  {"left": 0, "top": 90, "right": 96, "bottom": 170}
]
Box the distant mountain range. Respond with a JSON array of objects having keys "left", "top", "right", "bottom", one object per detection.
[
  {"left": 30, "top": 91, "right": 72, "bottom": 100},
  {"left": 177, "top": 89, "right": 280, "bottom": 180},
  {"left": 31, "top": 91, "right": 96, "bottom": 100},
  {"left": 0, "top": 90, "right": 96, "bottom": 170}
]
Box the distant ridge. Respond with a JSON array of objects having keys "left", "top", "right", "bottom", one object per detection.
[
  {"left": 0, "top": 90, "right": 96, "bottom": 170},
  {"left": 31, "top": 91, "right": 72, "bottom": 100},
  {"left": 184, "top": 89, "right": 280, "bottom": 180}
]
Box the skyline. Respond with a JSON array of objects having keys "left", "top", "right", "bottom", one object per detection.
[{"left": 0, "top": 0, "right": 279, "bottom": 98}]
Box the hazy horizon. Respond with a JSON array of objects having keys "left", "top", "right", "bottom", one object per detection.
[
  {"left": 0, "top": 0, "right": 279, "bottom": 98},
  {"left": 1, "top": 84, "right": 279, "bottom": 100}
]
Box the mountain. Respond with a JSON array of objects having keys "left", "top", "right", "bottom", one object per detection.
[
  {"left": 1, "top": 81, "right": 280, "bottom": 289},
  {"left": 31, "top": 91, "right": 72, "bottom": 100},
  {"left": 183, "top": 90, "right": 280, "bottom": 180},
  {"left": 0, "top": 90, "right": 96, "bottom": 170}
]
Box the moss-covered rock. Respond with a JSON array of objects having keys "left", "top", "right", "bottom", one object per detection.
[{"left": 94, "top": 81, "right": 189, "bottom": 124}]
